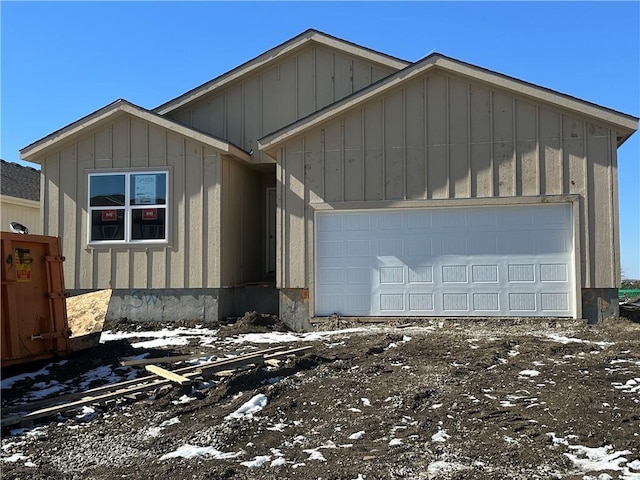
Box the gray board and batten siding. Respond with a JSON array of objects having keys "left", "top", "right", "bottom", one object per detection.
[
  {"left": 161, "top": 41, "right": 405, "bottom": 165},
  {"left": 261, "top": 63, "right": 636, "bottom": 320}
]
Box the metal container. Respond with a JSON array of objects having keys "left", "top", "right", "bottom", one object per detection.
[{"left": 1, "top": 232, "right": 71, "bottom": 367}]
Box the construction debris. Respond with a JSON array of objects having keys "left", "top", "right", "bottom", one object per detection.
[{"left": 1, "top": 345, "right": 311, "bottom": 428}]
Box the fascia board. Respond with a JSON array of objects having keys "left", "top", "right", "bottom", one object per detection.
[
  {"left": 154, "top": 30, "right": 410, "bottom": 116},
  {"left": 260, "top": 54, "right": 638, "bottom": 153},
  {"left": 20, "top": 100, "right": 250, "bottom": 164},
  {"left": 0, "top": 195, "right": 40, "bottom": 209},
  {"left": 434, "top": 57, "right": 639, "bottom": 134}
]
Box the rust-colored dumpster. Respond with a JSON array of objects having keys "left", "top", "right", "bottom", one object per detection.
[{"left": 1, "top": 232, "right": 71, "bottom": 367}]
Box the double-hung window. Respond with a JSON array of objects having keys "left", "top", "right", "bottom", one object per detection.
[{"left": 88, "top": 171, "right": 169, "bottom": 244}]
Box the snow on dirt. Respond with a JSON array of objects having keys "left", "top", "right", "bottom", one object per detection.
[{"left": 1, "top": 315, "right": 640, "bottom": 479}]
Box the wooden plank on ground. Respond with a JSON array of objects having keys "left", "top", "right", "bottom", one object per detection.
[
  {"left": 145, "top": 365, "right": 192, "bottom": 385},
  {"left": 120, "top": 354, "right": 205, "bottom": 367}
]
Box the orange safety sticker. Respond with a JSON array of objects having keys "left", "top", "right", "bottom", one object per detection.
[{"left": 15, "top": 249, "right": 32, "bottom": 283}]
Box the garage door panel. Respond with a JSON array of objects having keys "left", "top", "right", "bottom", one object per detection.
[{"left": 315, "top": 204, "right": 575, "bottom": 317}]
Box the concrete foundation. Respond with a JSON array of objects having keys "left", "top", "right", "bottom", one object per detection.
[
  {"left": 581, "top": 288, "right": 619, "bottom": 324},
  {"left": 70, "top": 286, "right": 617, "bottom": 327},
  {"left": 69, "top": 286, "right": 278, "bottom": 324},
  {"left": 279, "top": 288, "right": 313, "bottom": 332}
]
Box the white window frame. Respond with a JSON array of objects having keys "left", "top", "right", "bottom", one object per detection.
[{"left": 87, "top": 170, "right": 169, "bottom": 246}]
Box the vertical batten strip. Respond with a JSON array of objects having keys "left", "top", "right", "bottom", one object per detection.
[
  {"left": 361, "top": 109, "right": 366, "bottom": 199},
  {"left": 313, "top": 48, "right": 318, "bottom": 112},
  {"left": 283, "top": 147, "right": 289, "bottom": 287},
  {"left": 609, "top": 130, "right": 620, "bottom": 286},
  {"left": 560, "top": 113, "right": 567, "bottom": 194},
  {"left": 402, "top": 87, "right": 407, "bottom": 200},
  {"left": 445, "top": 76, "right": 451, "bottom": 198},
  {"left": 512, "top": 98, "right": 518, "bottom": 196},
  {"left": 302, "top": 137, "right": 310, "bottom": 288},
  {"left": 200, "top": 146, "right": 207, "bottom": 288},
  {"left": 489, "top": 91, "right": 495, "bottom": 197},
  {"left": 183, "top": 138, "right": 189, "bottom": 288},
  {"left": 424, "top": 77, "right": 429, "bottom": 199},
  {"left": 582, "top": 121, "right": 591, "bottom": 286},
  {"left": 535, "top": 105, "right": 541, "bottom": 195},
  {"left": 240, "top": 83, "right": 245, "bottom": 151},
  {"left": 341, "top": 117, "right": 346, "bottom": 202},
  {"left": 332, "top": 53, "right": 336, "bottom": 102},
  {"left": 381, "top": 98, "right": 386, "bottom": 200},
  {"left": 466, "top": 83, "right": 472, "bottom": 197}
]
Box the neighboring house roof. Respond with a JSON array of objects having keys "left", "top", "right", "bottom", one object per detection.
[
  {"left": 259, "top": 53, "right": 639, "bottom": 154},
  {"left": 20, "top": 99, "right": 251, "bottom": 163},
  {"left": 0, "top": 159, "right": 41, "bottom": 201},
  {"left": 153, "top": 28, "right": 411, "bottom": 116}
]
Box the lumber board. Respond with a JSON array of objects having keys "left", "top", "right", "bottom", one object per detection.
[
  {"left": 145, "top": 365, "right": 191, "bottom": 385},
  {"left": 119, "top": 354, "right": 206, "bottom": 367}
]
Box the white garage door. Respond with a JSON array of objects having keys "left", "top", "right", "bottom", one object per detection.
[{"left": 315, "top": 204, "right": 576, "bottom": 317}]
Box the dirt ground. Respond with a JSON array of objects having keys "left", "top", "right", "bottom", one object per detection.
[{"left": 1, "top": 313, "right": 639, "bottom": 480}]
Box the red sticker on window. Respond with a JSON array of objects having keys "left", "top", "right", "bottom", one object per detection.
[
  {"left": 142, "top": 208, "right": 158, "bottom": 220},
  {"left": 102, "top": 210, "right": 118, "bottom": 221}
]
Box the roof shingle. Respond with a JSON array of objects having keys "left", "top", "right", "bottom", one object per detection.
[{"left": 1, "top": 160, "right": 41, "bottom": 201}]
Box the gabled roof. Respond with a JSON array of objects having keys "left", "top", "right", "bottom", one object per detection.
[
  {"left": 259, "top": 53, "right": 639, "bottom": 154},
  {"left": 0, "top": 160, "right": 41, "bottom": 201},
  {"left": 20, "top": 99, "right": 251, "bottom": 163},
  {"left": 153, "top": 28, "right": 410, "bottom": 116}
]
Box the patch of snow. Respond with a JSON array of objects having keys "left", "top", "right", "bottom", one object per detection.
[
  {"left": 519, "top": 369, "right": 540, "bottom": 377},
  {"left": 564, "top": 444, "right": 631, "bottom": 472},
  {"left": 132, "top": 337, "right": 191, "bottom": 349},
  {"left": 303, "top": 449, "right": 327, "bottom": 461},
  {"left": 101, "top": 327, "right": 219, "bottom": 342},
  {"left": 348, "top": 431, "right": 365, "bottom": 440},
  {"left": 266, "top": 422, "right": 288, "bottom": 432},
  {"left": 226, "top": 328, "right": 370, "bottom": 344},
  {"left": 160, "top": 444, "right": 243, "bottom": 460},
  {"left": 360, "top": 398, "right": 371, "bottom": 407},
  {"left": 612, "top": 378, "right": 640, "bottom": 394},
  {"left": 225, "top": 394, "right": 268, "bottom": 420},
  {"left": 241, "top": 455, "right": 271, "bottom": 467},
  {"left": 431, "top": 403, "right": 443, "bottom": 409},
  {"left": 431, "top": 429, "right": 450, "bottom": 443},
  {"left": 545, "top": 334, "right": 613, "bottom": 349},
  {"left": 145, "top": 417, "right": 180, "bottom": 438},
  {"left": 0, "top": 362, "right": 65, "bottom": 389},
  {"left": 172, "top": 395, "right": 197, "bottom": 405},
  {"left": 24, "top": 382, "right": 65, "bottom": 401},
  {"left": 76, "top": 406, "right": 98, "bottom": 422},
  {"left": 389, "top": 438, "right": 403, "bottom": 446},
  {"left": 270, "top": 457, "right": 287, "bottom": 466},
  {"left": 77, "top": 365, "right": 137, "bottom": 391},
  {"left": 2, "top": 453, "right": 28, "bottom": 463}
]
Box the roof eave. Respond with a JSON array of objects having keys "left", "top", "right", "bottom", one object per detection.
[
  {"left": 20, "top": 100, "right": 251, "bottom": 164},
  {"left": 259, "top": 54, "right": 638, "bottom": 154}
]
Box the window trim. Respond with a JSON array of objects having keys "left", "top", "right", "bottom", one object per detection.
[{"left": 87, "top": 169, "right": 170, "bottom": 246}]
